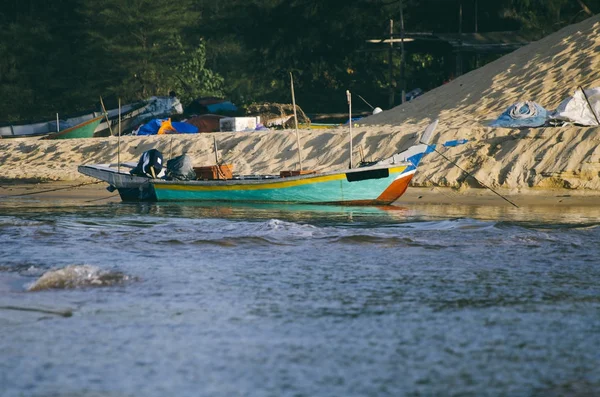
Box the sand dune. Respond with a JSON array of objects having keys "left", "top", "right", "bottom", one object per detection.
[
  {"left": 1, "top": 15, "right": 600, "bottom": 194},
  {"left": 363, "top": 14, "right": 600, "bottom": 191},
  {"left": 0, "top": 127, "right": 415, "bottom": 182}
]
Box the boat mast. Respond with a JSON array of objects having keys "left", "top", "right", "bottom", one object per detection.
[
  {"left": 290, "top": 72, "right": 303, "bottom": 171},
  {"left": 118, "top": 98, "right": 121, "bottom": 173},
  {"left": 99, "top": 96, "right": 114, "bottom": 136},
  {"left": 347, "top": 90, "right": 353, "bottom": 169}
]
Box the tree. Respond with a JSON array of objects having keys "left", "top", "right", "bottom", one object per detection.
[
  {"left": 174, "top": 41, "right": 225, "bottom": 105},
  {"left": 195, "top": 0, "right": 394, "bottom": 111},
  {"left": 0, "top": 0, "right": 90, "bottom": 122},
  {"left": 501, "top": 0, "right": 593, "bottom": 33},
  {"left": 80, "top": 0, "right": 201, "bottom": 101},
  {"left": 1, "top": 0, "right": 597, "bottom": 122}
]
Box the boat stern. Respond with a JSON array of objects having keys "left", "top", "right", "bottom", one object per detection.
[{"left": 78, "top": 164, "right": 157, "bottom": 201}]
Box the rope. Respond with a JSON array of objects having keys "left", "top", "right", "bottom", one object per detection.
[
  {"left": 426, "top": 145, "right": 519, "bottom": 208},
  {"left": 85, "top": 194, "right": 119, "bottom": 203},
  {"left": 508, "top": 101, "right": 538, "bottom": 120},
  {"left": 0, "top": 181, "right": 103, "bottom": 198},
  {"left": 0, "top": 305, "right": 73, "bottom": 317}
]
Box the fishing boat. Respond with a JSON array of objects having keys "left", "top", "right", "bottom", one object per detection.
[
  {"left": 78, "top": 120, "right": 437, "bottom": 205},
  {"left": 0, "top": 96, "right": 182, "bottom": 139},
  {"left": 0, "top": 108, "right": 110, "bottom": 139},
  {"left": 42, "top": 115, "right": 105, "bottom": 140},
  {"left": 94, "top": 96, "right": 184, "bottom": 136}
]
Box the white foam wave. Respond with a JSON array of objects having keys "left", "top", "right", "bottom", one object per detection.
[{"left": 26, "top": 264, "right": 130, "bottom": 292}]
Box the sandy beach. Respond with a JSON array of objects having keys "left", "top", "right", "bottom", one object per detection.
[
  {"left": 2, "top": 181, "right": 600, "bottom": 210},
  {"left": 2, "top": 15, "right": 600, "bottom": 205}
]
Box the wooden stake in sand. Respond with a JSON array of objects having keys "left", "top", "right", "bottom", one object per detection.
[
  {"left": 359, "top": 145, "right": 365, "bottom": 164},
  {"left": 400, "top": 2, "right": 406, "bottom": 104},
  {"left": 290, "top": 72, "right": 303, "bottom": 171},
  {"left": 213, "top": 135, "right": 226, "bottom": 180},
  {"left": 118, "top": 98, "right": 121, "bottom": 173},
  {"left": 99, "top": 96, "right": 114, "bottom": 137},
  {"left": 347, "top": 90, "right": 353, "bottom": 169},
  {"left": 56, "top": 113, "right": 60, "bottom": 132},
  {"left": 213, "top": 135, "right": 219, "bottom": 164},
  {"left": 388, "top": 19, "right": 394, "bottom": 108}
]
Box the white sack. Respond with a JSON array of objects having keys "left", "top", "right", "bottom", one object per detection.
[{"left": 552, "top": 87, "right": 600, "bottom": 126}]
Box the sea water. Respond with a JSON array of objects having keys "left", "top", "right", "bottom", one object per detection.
[{"left": 1, "top": 198, "right": 599, "bottom": 396}]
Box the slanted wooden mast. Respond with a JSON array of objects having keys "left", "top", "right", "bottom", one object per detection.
[
  {"left": 347, "top": 90, "right": 353, "bottom": 169},
  {"left": 290, "top": 72, "right": 303, "bottom": 171},
  {"left": 118, "top": 98, "right": 121, "bottom": 172}
]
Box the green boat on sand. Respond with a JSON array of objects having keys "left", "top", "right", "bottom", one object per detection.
[{"left": 42, "top": 115, "right": 105, "bottom": 140}]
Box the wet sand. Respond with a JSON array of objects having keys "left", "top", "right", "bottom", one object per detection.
[
  {"left": 0, "top": 182, "right": 120, "bottom": 204},
  {"left": 1, "top": 181, "right": 599, "bottom": 208}
]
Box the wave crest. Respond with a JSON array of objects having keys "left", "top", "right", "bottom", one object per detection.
[{"left": 27, "top": 264, "right": 131, "bottom": 292}]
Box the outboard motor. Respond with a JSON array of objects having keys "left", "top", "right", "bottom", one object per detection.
[{"left": 130, "top": 149, "right": 164, "bottom": 178}]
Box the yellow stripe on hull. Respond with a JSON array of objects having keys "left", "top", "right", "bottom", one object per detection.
[{"left": 154, "top": 166, "right": 407, "bottom": 192}]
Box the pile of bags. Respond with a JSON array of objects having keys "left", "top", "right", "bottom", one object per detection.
[{"left": 490, "top": 87, "right": 600, "bottom": 128}]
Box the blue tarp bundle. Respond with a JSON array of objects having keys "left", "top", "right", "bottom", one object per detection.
[
  {"left": 136, "top": 119, "right": 198, "bottom": 135},
  {"left": 490, "top": 101, "right": 548, "bottom": 128},
  {"left": 206, "top": 101, "right": 237, "bottom": 113}
]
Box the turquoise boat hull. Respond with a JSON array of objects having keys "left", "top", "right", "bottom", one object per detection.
[
  {"left": 151, "top": 165, "right": 414, "bottom": 205},
  {"left": 78, "top": 163, "right": 416, "bottom": 205}
]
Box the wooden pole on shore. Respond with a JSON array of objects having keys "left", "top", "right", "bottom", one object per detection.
[
  {"left": 388, "top": 19, "right": 395, "bottom": 108},
  {"left": 213, "top": 135, "right": 219, "bottom": 165},
  {"left": 99, "top": 96, "right": 114, "bottom": 137},
  {"left": 400, "top": 1, "right": 406, "bottom": 104},
  {"left": 347, "top": 90, "right": 353, "bottom": 169},
  {"left": 118, "top": 98, "right": 121, "bottom": 173},
  {"left": 213, "top": 135, "right": 222, "bottom": 180},
  {"left": 290, "top": 72, "right": 303, "bottom": 171},
  {"left": 56, "top": 113, "right": 60, "bottom": 132}
]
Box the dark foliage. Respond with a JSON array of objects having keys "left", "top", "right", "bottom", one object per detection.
[{"left": 0, "top": 0, "right": 597, "bottom": 123}]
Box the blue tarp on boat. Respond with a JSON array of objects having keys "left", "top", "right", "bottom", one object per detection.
[
  {"left": 206, "top": 101, "right": 237, "bottom": 113},
  {"left": 136, "top": 119, "right": 198, "bottom": 135}
]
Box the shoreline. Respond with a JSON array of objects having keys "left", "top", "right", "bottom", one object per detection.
[
  {"left": 2, "top": 181, "right": 600, "bottom": 207},
  {"left": 2, "top": 18, "right": 600, "bottom": 203}
]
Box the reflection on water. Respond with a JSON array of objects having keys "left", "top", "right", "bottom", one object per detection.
[
  {"left": 409, "top": 202, "right": 600, "bottom": 226},
  {"left": 5, "top": 196, "right": 600, "bottom": 226},
  {"left": 120, "top": 200, "right": 600, "bottom": 225},
  {"left": 1, "top": 199, "right": 599, "bottom": 396}
]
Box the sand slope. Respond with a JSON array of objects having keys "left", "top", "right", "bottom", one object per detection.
[
  {"left": 0, "top": 127, "right": 416, "bottom": 182},
  {"left": 1, "top": 15, "right": 600, "bottom": 193},
  {"left": 363, "top": 14, "right": 600, "bottom": 191}
]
